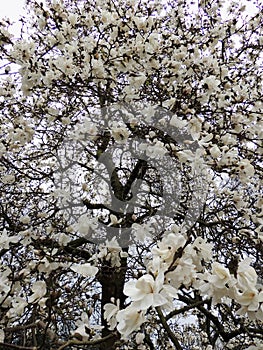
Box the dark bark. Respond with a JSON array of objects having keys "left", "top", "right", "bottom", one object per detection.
[{"left": 97, "top": 253, "right": 127, "bottom": 350}]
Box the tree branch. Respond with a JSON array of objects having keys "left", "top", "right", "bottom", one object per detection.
[
  {"left": 0, "top": 343, "right": 36, "bottom": 350},
  {"left": 165, "top": 299, "right": 206, "bottom": 320},
  {"left": 156, "top": 307, "right": 183, "bottom": 350},
  {"left": 57, "top": 332, "right": 118, "bottom": 350}
]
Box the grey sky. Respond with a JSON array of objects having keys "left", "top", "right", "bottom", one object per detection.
[{"left": 0, "top": 0, "right": 25, "bottom": 20}]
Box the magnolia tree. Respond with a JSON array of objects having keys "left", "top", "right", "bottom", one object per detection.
[{"left": 0, "top": 0, "right": 263, "bottom": 349}]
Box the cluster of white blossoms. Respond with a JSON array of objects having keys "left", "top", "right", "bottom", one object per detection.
[
  {"left": 97, "top": 236, "right": 128, "bottom": 268},
  {"left": 139, "top": 140, "right": 167, "bottom": 159},
  {"left": 103, "top": 229, "right": 263, "bottom": 339},
  {"left": 197, "top": 259, "right": 263, "bottom": 320},
  {"left": 73, "top": 214, "right": 99, "bottom": 236},
  {"left": 111, "top": 124, "right": 130, "bottom": 144}
]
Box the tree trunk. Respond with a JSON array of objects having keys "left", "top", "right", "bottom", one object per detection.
[{"left": 98, "top": 253, "right": 127, "bottom": 350}]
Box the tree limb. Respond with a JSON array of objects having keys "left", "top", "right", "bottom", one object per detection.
[{"left": 156, "top": 307, "right": 183, "bottom": 350}]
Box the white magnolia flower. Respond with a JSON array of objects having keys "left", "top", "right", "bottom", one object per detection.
[
  {"left": 0, "top": 329, "right": 4, "bottom": 343},
  {"left": 57, "top": 232, "right": 71, "bottom": 246},
  {"left": 170, "top": 115, "right": 187, "bottom": 129},
  {"left": 19, "top": 228, "right": 35, "bottom": 246},
  {"left": 209, "top": 262, "right": 233, "bottom": 289},
  {"left": 139, "top": 140, "right": 167, "bottom": 159},
  {"left": 198, "top": 133, "right": 213, "bottom": 148},
  {"left": 38, "top": 258, "right": 60, "bottom": 274},
  {"left": 116, "top": 305, "right": 146, "bottom": 339},
  {"left": 28, "top": 281, "right": 47, "bottom": 303},
  {"left": 131, "top": 72, "right": 147, "bottom": 89},
  {"left": 135, "top": 332, "right": 145, "bottom": 344},
  {"left": 188, "top": 117, "right": 202, "bottom": 140},
  {"left": 0, "top": 267, "right": 11, "bottom": 299},
  {"left": 188, "top": 237, "right": 213, "bottom": 265},
  {"left": 237, "top": 159, "right": 255, "bottom": 182},
  {"left": 236, "top": 288, "right": 263, "bottom": 312},
  {"left": 103, "top": 299, "right": 120, "bottom": 330},
  {"left": 0, "top": 229, "right": 20, "bottom": 249},
  {"left": 1, "top": 174, "right": 15, "bottom": 184},
  {"left": 221, "top": 133, "right": 237, "bottom": 145},
  {"left": 209, "top": 144, "right": 221, "bottom": 158},
  {"left": 132, "top": 222, "right": 154, "bottom": 242},
  {"left": 73, "top": 214, "right": 98, "bottom": 236},
  {"left": 6, "top": 297, "right": 27, "bottom": 318},
  {"left": 19, "top": 215, "right": 31, "bottom": 224},
  {"left": 52, "top": 188, "right": 71, "bottom": 205},
  {"left": 98, "top": 237, "right": 127, "bottom": 267},
  {"left": 196, "top": 272, "right": 228, "bottom": 304},
  {"left": 70, "top": 263, "right": 98, "bottom": 277},
  {"left": 151, "top": 233, "right": 186, "bottom": 267},
  {"left": 141, "top": 105, "right": 156, "bottom": 122},
  {"left": 72, "top": 312, "right": 91, "bottom": 341},
  {"left": 0, "top": 142, "right": 6, "bottom": 157},
  {"left": 166, "top": 257, "right": 197, "bottom": 289},
  {"left": 108, "top": 214, "right": 122, "bottom": 226},
  {"left": 177, "top": 149, "right": 195, "bottom": 163},
  {"left": 237, "top": 259, "right": 258, "bottom": 290},
  {"left": 73, "top": 311, "right": 103, "bottom": 340},
  {"left": 134, "top": 17, "right": 147, "bottom": 30},
  {"left": 202, "top": 76, "right": 220, "bottom": 92},
  {"left": 123, "top": 272, "right": 168, "bottom": 310},
  {"left": 111, "top": 126, "right": 130, "bottom": 143},
  {"left": 220, "top": 148, "right": 238, "bottom": 166},
  {"left": 256, "top": 304, "right": 263, "bottom": 321}
]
